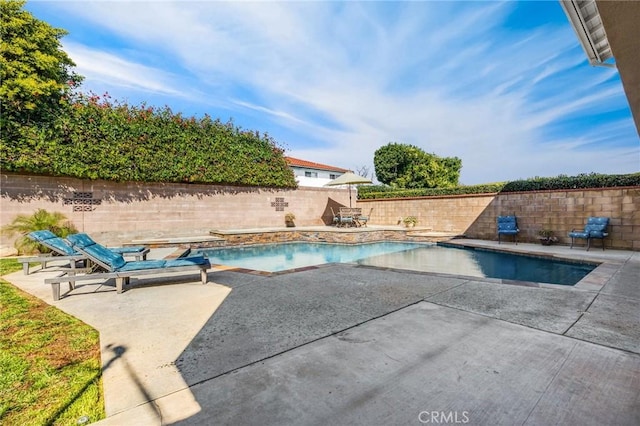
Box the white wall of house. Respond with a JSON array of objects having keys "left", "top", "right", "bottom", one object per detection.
[{"left": 291, "top": 167, "right": 344, "bottom": 187}]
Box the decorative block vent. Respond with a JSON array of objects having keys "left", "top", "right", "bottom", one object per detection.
[
  {"left": 63, "top": 192, "right": 102, "bottom": 212},
  {"left": 271, "top": 197, "right": 289, "bottom": 212}
]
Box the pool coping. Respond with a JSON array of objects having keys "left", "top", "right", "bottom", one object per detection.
[
  {"left": 441, "top": 238, "right": 631, "bottom": 293},
  {"left": 188, "top": 238, "right": 626, "bottom": 292}
]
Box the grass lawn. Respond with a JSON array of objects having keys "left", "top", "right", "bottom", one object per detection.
[{"left": 0, "top": 258, "right": 105, "bottom": 425}]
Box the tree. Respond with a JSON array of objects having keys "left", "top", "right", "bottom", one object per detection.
[
  {"left": 373, "top": 142, "right": 461, "bottom": 188},
  {"left": 0, "top": 0, "right": 83, "bottom": 154},
  {"left": 355, "top": 165, "right": 371, "bottom": 179},
  {"left": 0, "top": 1, "right": 296, "bottom": 188}
]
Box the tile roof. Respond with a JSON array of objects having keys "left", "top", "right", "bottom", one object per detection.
[{"left": 285, "top": 156, "right": 350, "bottom": 173}]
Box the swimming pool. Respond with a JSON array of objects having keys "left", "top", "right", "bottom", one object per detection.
[
  {"left": 358, "top": 244, "right": 596, "bottom": 285},
  {"left": 194, "top": 242, "right": 596, "bottom": 285},
  {"left": 194, "top": 242, "right": 419, "bottom": 274}
]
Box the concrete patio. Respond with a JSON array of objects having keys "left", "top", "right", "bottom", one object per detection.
[{"left": 4, "top": 239, "right": 639, "bottom": 425}]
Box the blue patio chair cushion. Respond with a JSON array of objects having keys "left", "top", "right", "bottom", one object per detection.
[
  {"left": 117, "top": 260, "right": 167, "bottom": 272},
  {"left": 569, "top": 217, "right": 609, "bottom": 239},
  {"left": 112, "top": 256, "right": 209, "bottom": 272},
  {"left": 68, "top": 234, "right": 128, "bottom": 270},
  {"left": 82, "top": 244, "right": 127, "bottom": 270},
  {"left": 497, "top": 216, "right": 519, "bottom": 235},
  {"left": 66, "top": 233, "right": 145, "bottom": 254},
  {"left": 28, "top": 231, "right": 78, "bottom": 255},
  {"left": 45, "top": 237, "right": 78, "bottom": 256},
  {"left": 111, "top": 246, "right": 147, "bottom": 254},
  {"left": 568, "top": 230, "right": 589, "bottom": 238},
  {"left": 66, "top": 233, "right": 96, "bottom": 249},
  {"left": 29, "top": 230, "right": 58, "bottom": 242},
  {"left": 165, "top": 256, "right": 210, "bottom": 268}
]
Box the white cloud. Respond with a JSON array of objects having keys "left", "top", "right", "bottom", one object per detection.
[
  {"left": 36, "top": 0, "right": 638, "bottom": 184},
  {"left": 63, "top": 41, "right": 188, "bottom": 98}
]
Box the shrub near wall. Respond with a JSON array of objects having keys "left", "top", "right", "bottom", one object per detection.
[
  {"left": 500, "top": 173, "right": 640, "bottom": 192},
  {"left": 2, "top": 173, "right": 638, "bottom": 250},
  {"left": 2, "top": 92, "right": 297, "bottom": 188},
  {"left": 358, "top": 172, "right": 640, "bottom": 200},
  {"left": 357, "top": 186, "right": 640, "bottom": 250},
  {"left": 358, "top": 183, "right": 505, "bottom": 199},
  {"left": 357, "top": 173, "right": 640, "bottom": 250}
]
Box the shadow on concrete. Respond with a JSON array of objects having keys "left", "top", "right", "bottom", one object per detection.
[
  {"left": 168, "top": 264, "right": 469, "bottom": 424},
  {"left": 102, "top": 344, "right": 162, "bottom": 421},
  {"left": 1, "top": 177, "right": 270, "bottom": 203},
  {"left": 164, "top": 258, "right": 640, "bottom": 424}
]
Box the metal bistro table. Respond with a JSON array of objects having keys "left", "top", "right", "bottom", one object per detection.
[{"left": 338, "top": 207, "right": 363, "bottom": 227}]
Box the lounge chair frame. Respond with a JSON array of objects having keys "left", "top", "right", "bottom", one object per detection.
[
  {"left": 19, "top": 253, "right": 87, "bottom": 275},
  {"left": 19, "top": 231, "right": 149, "bottom": 274},
  {"left": 45, "top": 263, "right": 209, "bottom": 301},
  {"left": 42, "top": 233, "right": 210, "bottom": 300}
]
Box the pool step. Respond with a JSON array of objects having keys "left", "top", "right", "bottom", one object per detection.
[
  {"left": 208, "top": 227, "right": 462, "bottom": 246},
  {"left": 127, "top": 235, "right": 227, "bottom": 249},
  {"left": 406, "top": 231, "right": 464, "bottom": 243}
]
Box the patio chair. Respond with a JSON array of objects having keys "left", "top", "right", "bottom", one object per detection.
[
  {"left": 357, "top": 208, "right": 373, "bottom": 227},
  {"left": 43, "top": 233, "right": 211, "bottom": 300},
  {"left": 568, "top": 217, "right": 609, "bottom": 251},
  {"left": 335, "top": 207, "right": 354, "bottom": 227},
  {"left": 497, "top": 215, "right": 519, "bottom": 244},
  {"left": 329, "top": 207, "right": 340, "bottom": 226},
  {"left": 19, "top": 230, "right": 149, "bottom": 275}
]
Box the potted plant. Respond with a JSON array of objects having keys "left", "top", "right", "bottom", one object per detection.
[
  {"left": 403, "top": 216, "right": 418, "bottom": 228},
  {"left": 284, "top": 212, "right": 296, "bottom": 227},
  {"left": 538, "top": 229, "right": 558, "bottom": 245}
]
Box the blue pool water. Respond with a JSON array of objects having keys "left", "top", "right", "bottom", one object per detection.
[
  {"left": 358, "top": 244, "right": 596, "bottom": 285},
  {"left": 194, "top": 242, "right": 419, "bottom": 274},
  {"left": 193, "top": 242, "right": 596, "bottom": 285}
]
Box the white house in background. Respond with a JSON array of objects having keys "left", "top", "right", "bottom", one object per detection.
[{"left": 285, "top": 156, "right": 350, "bottom": 187}]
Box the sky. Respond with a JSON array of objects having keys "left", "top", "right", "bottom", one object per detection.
[{"left": 27, "top": 0, "right": 640, "bottom": 185}]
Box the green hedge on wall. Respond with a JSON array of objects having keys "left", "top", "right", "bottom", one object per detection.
[
  {"left": 1, "top": 93, "right": 298, "bottom": 188},
  {"left": 358, "top": 172, "right": 640, "bottom": 200},
  {"left": 358, "top": 183, "right": 506, "bottom": 199},
  {"left": 500, "top": 172, "right": 640, "bottom": 192}
]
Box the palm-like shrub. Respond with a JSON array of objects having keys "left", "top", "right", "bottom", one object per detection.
[{"left": 1, "top": 209, "right": 78, "bottom": 254}]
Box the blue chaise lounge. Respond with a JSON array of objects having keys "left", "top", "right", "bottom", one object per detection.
[
  {"left": 19, "top": 230, "right": 149, "bottom": 274},
  {"left": 43, "top": 233, "right": 211, "bottom": 300}
]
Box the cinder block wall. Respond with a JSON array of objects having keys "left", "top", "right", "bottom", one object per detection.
[
  {"left": 357, "top": 194, "right": 495, "bottom": 232},
  {"left": 357, "top": 187, "right": 640, "bottom": 250},
  {"left": 468, "top": 188, "right": 640, "bottom": 250},
  {"left": 3, "top": 173, "right": 639, "bottom": 250},
  {"left": 1, "top": 173, "right": 351, "bottom": 247}
]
